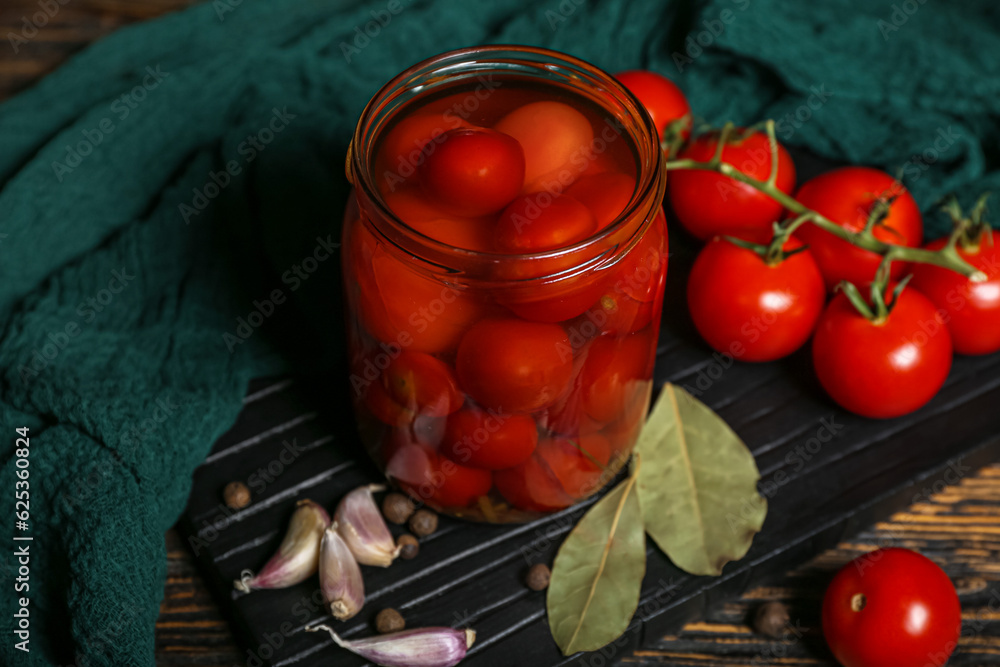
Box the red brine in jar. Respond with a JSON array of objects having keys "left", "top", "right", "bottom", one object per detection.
[{"left": 343, "top": 47, "right": 667, "bottom": 522}]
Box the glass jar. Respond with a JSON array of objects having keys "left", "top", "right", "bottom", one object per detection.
[{"left": 342, "top": 45, "right": 667, "bottom": 523}]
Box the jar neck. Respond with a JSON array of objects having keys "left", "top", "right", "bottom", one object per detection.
[{"left": 348, "top": 45, "right": 665, "bottom": 283}]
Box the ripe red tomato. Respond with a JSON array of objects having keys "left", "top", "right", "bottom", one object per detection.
[
  {"left": 350, "top": 222, "right": 490, "bottom": 354},
  {"left": 910, "top": 230, "right": 1000, "bottom": 355},
  {"left": 537, "top": 434, "right": 612, "bottom": 498},
  {"left": 493, "top": 452, "right": 574, "bottom": 513},
  {"left": 564, "top": 172, "right": 636, "bottom": 231},
  {"left": 384, "top": 187, "right": 493, "bottom": 252},
  {"left": 360, "top": 351, "right": 463, "bottom": 427},
  {"left": 455, "top": 318, "right": 574, "bottom": 413},
  {"left": 822, "top": 548, "right": 961, "bottom": 667},
  {"left": 439, "top": 408, "right": 539, "bottom": 470},
  {"left": 378, "top": 112, "right": 470, "bottom": 187},
  {"left": 581, "top": 331, "right": 654, "bottom": 424},
  {"left": 419, "top": 127, "right": 525, "bottom": 217},
  {"left": 494, "top": 193, "right": 597, "bottom": 253},
  {"left": 812, "top": 286, "right": 952, "bottom": 418},
  {"left": 384, "top": 438, "right": 492, "bottom": 508},
  {"left": 687, "top": 235, "right": 826, "bottom": 362},
  {"left": 614, "top": 70, "right": 691, "bottom": 140},
  {"left": 668, "top": 130, "right": 796, "bottom": 241},
  {"left": 495, "top": 101, "right": 593, "bottom": 192},
  {"left": 793, "top": 167, "right": 923, "bottom": 291}
]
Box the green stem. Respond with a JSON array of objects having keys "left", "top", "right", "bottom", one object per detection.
[{"left": 662, "top": 156, "right": 987, "bottom": 281}]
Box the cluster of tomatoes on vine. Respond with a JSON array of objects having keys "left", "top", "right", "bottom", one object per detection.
[{"left": 617, "top": 70, "right": 1000, "bottom": 419}]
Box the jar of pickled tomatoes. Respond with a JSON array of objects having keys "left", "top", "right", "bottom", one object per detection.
[{"left": 343, "top": 45, "right": 667, "bottom": 522}]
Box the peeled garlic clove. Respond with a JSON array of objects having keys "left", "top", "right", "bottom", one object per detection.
[
  {"left": 320, "top": 523, "right": 364, "bottom": 620},
  {"left": 306, "top": 623, "right": 475, "bottom": 667},
  {"left": 335, "top": 484, "right": 401, "bottom": 567},
  {"left": 233, "top": 499, "right": 329, "bottom": 593}
]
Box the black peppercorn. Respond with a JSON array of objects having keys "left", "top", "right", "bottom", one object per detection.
[
  {"left": 223, "top": 481, "right": 251, "bottom": 510},
  {"left": 375, "top": 608, "right": 405, "bottom": 634},
  {"left": 409, "top": 509, "right": 438, "bottom": 537},
  {"left": 397, "top": 534, "right": 419, "bottom": 559},
  {"left": 753, "top": 601, "right": 790, "bottom": 639},
  {"left": 526, "top": 563, "right": 551, "bottom": 591},
  {"left": 382, "top": 492, "right": 415, "bottom": 525}
]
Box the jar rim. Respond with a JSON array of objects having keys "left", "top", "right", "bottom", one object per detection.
[{"left": 348, "top": 44, "right": 665, "bottom": 279}]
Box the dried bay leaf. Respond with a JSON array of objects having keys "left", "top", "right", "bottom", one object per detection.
[
  {"left": 635, "top": 384, "right": 766, "bottom": 576},
  {"left": 546, "top": 460, "right": 646, "bottom": 656}
]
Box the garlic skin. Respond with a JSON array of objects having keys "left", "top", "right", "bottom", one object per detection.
[
  {"left": 335, "top": 484, "right": 401, "bottom": 567},
  {"left": 233, "top": 499, "right": 330, "bottom": 593},
  {"left": 306, "top": 623, "right": 476, "bottom": 667},
  {"left": 320, "top": 524, "right": 365, "bottom": 620}
]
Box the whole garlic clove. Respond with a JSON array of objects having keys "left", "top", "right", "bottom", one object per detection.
[
  {"left": 306, "top": 623, "right": 476, "bottom": 667},
  {"left": 233, "top": 499, "right": 329, "bottom": 593},
  {"left": 320, "top": 523, "right": 364, "bottom": 620},
  {"left": 335, "top": 484, "right": 401, "bottom": 567}
]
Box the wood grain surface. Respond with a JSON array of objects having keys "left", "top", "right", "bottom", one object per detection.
[{"left": 4, "top": 2, "right": 1000, "bottom": 665}]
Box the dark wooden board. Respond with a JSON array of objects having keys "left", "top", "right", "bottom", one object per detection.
[{"left": 176, "top": 150, "right": 1000, "bottom": 667}]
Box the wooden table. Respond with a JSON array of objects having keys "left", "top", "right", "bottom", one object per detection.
[{"left": 4, "top": 3, "right": 1000, "bottom": 665}]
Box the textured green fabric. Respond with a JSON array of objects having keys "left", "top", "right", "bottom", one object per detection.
[{"left": 1, "top": 0, "right": 998, "bottom": 664}]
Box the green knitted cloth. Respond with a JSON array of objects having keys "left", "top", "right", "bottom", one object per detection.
[{"left": 1, "top": 0, "right": 998, "bottom": 664}]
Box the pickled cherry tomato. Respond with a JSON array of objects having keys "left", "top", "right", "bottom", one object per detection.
[
  {"left": 456, "top": 319, "right": 574, "bottom": 413},
  {"left": 419, "top": 128, "right": 525, "bottom": 216},
  {"left": 565, "top": 172, "right": 636, "bottom": 230},
  {"left": 581, "top": 331, "right": 654, "bottom": 424},
  {"left": 361, "top": 351, "right": 463, "bottom": 426},
  {"left": 495, "top": 193, "right": 597, "bottom": 253},
  {"left": 495, "top": 101, "right": 594, "bottom": 192},
  {"left": 588, "top": 292, "right": 654, "bottom": 337},
  {"left": 384, "top": 188, "right": 493, "bottom": 252},
  {"left": 611, "top": 208, "right": 668, "bottom": 304},
  {"left": 352, "top": 222, "right": 489, "bottom": 354},
  {"left": 537, "top": 434, "right": 612, "bottom": 498},
  {"left": 439, "top": 409, "right": 538, "bottom": 470},
  {"left": 493, "top": 452, "right": 574, "bottom": 512},
  {"left": 379, "top": 112, "right": 470, "bottom": 185},
  {"left": 385, "top": 438, "right": 492, "bottom": 508}
]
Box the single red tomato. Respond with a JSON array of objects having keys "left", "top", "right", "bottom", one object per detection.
[
  {"left": 439, "top": 408, "right": 539, "bottom": 470},
  {"left": 537, "top": 434, "right": 612, "bottom": 499},
  {"left": 822, "top": 548, "right": 961, "bottom": 667},
  {"left": 384, "top": 187, "right": 493, "bottom": 252},
  {"left": 581, "top": 331, "right": 654, "bottom": 424},
  {"left": 360, "top": 351, "right": 463, "bottom": 427},
  {"left": 614, "top": 70, "right": 691, "bottom": 140},
  {"left": 384, "top": 438, "right": 492, "bottom": 509},
  {"left": 350, "top": 221, "right": 489, "bottom": 354},
  {"left": 456, "top": 319, "right": 574, "bottom": 413},
  {"left": 378, "top": 112, "right": 470, "bottom": 187},
  {"left": 419, "top": 127, "right": 525, "bottom": 217},
  {"left": 687, "top": 234, "right": 826, "bottom": 362},
  {"left": 812, "top": 286, "right": 952, "bottom": 418},
  {"left": 494, "top": 193, "right": 597, "bottom": 253},
  {"left": 668, "top": 130, "right": 796, "bottom": 241},
  {"left": 794, "top": 167, "right": 923, "bottom": 290},
  {"left": 910, "top": 230, "right": 1000, "bottom": 355},
  {"left": 495, "top": 101, "right": 594, "bottom": 193},
  {"left": 564, "top": 172, "right": 637, "bottom": 231},
  {"left": 493, "top": 452, "right": 574, "bottom": 512}
]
